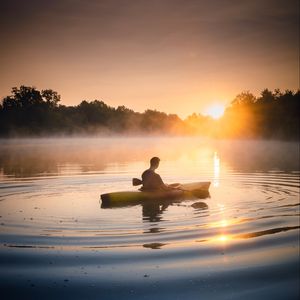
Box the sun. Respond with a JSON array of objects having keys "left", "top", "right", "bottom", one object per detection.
[{"left": 204, "top": 104, "right": 225, "bottom": 119}]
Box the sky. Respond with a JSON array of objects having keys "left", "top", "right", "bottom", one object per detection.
[{"left": 0, "top": 0, "right": 299, "bottom": 118}]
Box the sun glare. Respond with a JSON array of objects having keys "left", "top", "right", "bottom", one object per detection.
[{"left": 204, "top": 104, "right": 225, "bottom": 119}]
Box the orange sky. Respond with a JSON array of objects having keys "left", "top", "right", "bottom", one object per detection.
[{"left": 0, "top": 0, "right": 298, "bottom": 118}]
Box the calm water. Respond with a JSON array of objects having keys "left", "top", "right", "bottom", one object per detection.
[{"left": 0, "top": 137, "right": 299, "bottom": 299}]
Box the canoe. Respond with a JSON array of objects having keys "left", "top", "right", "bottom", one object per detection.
[{"left": 101, "top": 181, "right": 210, "bottom": 207}]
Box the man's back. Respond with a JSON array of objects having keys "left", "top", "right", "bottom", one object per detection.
[{"left": 142, "top": 169, "right": 164, "bottom": 190}]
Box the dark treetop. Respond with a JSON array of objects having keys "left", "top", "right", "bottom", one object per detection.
[{"left": 0, "top": 86, "right": 299, "bottom": 140}]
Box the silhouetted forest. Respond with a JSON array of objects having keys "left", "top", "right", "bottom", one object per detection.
[{"left": 0, "top": 86, "right": 299, "bottom": 139}]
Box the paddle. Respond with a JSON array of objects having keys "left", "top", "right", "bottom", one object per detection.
[
  {"left": 132, "top": 178, "right": 143, "bottom": 186},
  {"left": 132, "top": 178, "right": 180, "bottom": 189}
]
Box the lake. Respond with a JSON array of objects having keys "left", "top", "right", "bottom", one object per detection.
[{"left": 0, "top": 137, "right": 299, "bottom": 299}]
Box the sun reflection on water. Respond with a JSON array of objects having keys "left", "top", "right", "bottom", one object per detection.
[
  {"left": 213, "top": 151, "right": 220, "bottom": 187},
  {"left": 217, "top": 234, "right": 229, "bottom": 242}
]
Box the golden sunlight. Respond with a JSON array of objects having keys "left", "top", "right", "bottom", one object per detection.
[
  {"left": 218, "top": 235, "right": 229, "bottom": 242},
  {"left": 210, "top": 234, "right": 233, "bottom": 244},
  {"left": 204, "top": 104, "right": 225, "bottom": 119},
  {"left": 213, "top": 151, "right": 220, "bottom": 187}
]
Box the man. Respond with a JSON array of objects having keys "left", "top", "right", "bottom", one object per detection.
[
  {"left": 141, "top": 157, "right": 165, "bottom": 191},
  {"left": 141, "top": 157, "right": 179, "bottom": 191}
]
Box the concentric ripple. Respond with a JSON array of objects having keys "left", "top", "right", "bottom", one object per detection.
[{"left": 0, "top": 138, "right": 299, "bottom": 300}]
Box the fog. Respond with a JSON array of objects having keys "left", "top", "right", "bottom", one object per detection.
[{"left": 0, "top": 137, "right": 299, "bottom": 179}]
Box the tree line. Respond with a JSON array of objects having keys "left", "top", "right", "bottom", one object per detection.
[
  {"left": 188, "top": 89, "right": 300, "bottom": 140},
  {"left": 0, "top": 86, "right": 299, "bottom": 139},
  {"left": 220, "top": 89, "right": 300, "bottom": 139}
]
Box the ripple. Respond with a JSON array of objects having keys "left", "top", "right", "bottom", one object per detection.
[{"left": 0, "top": 138, "right": 299, "bottom": 299}]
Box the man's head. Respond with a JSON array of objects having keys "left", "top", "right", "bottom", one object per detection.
[{"left": 150, "top": 157, "right": 160, "bottom": 169}]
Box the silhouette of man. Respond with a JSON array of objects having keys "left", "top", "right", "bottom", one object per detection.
[
  {"left": 141, "top": 157, "right": 164, "bottom": 190},
  {"left": 141, "top": 157, "right": 171, "bottom": 191}
]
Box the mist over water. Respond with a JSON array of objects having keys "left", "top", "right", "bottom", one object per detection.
[{"left": 0, "top": 137, "right": 299, "bottom": 299}]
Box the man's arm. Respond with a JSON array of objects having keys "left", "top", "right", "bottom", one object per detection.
[{"left": 156, "top": 174, "right": 171, "bottom": 190}]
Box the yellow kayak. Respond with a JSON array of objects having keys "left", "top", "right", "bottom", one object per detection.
[{"left": 101, "top": 181, "right": 210, "bottom": 207}]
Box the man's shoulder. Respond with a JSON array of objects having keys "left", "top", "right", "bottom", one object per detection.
[{"left": 142, "top": 169, "right": 154, "bottom": 177}]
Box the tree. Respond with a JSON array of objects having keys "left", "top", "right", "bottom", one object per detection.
[
  {"left": 0, "top": 85, "right": 299, "bottom": 139},
  {"left": 231, "top": 91, "right": 256, "bottom": 107},
  {"left": 257, "top": 89, "right": 275, "bottom": 104},
  {"left": 0, "top": 86, "right": 62, "bottom": 135},
  {"left": 41, "top": 89, "right": 61, "bottom": 108}
]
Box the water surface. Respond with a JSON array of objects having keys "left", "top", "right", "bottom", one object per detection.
[{"left": 0, "top": 137, "right": 299, "bottom": 299}]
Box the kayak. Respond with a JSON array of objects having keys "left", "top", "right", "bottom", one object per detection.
[{"left": 101, "top": 181, "right": 210, "bottom": 207}]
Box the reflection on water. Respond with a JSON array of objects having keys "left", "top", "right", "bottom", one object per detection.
[
  {"left": 142, "top": 202, "right": 169, "bottom": 223},
  {"left": 191, "top": 201, "right": 209, "bottom": 210},
  {"left": 213, "top": 151, "right": 220, "bottom": 187},
  {"left": 0, "top": 137, "right": 299, "bottom": 299},
  {"left": 0, "top": 137, "right": 299, "bottom": 244},
  {"left": 235, "top": 225, "right": 300, "bottom": 240}
]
